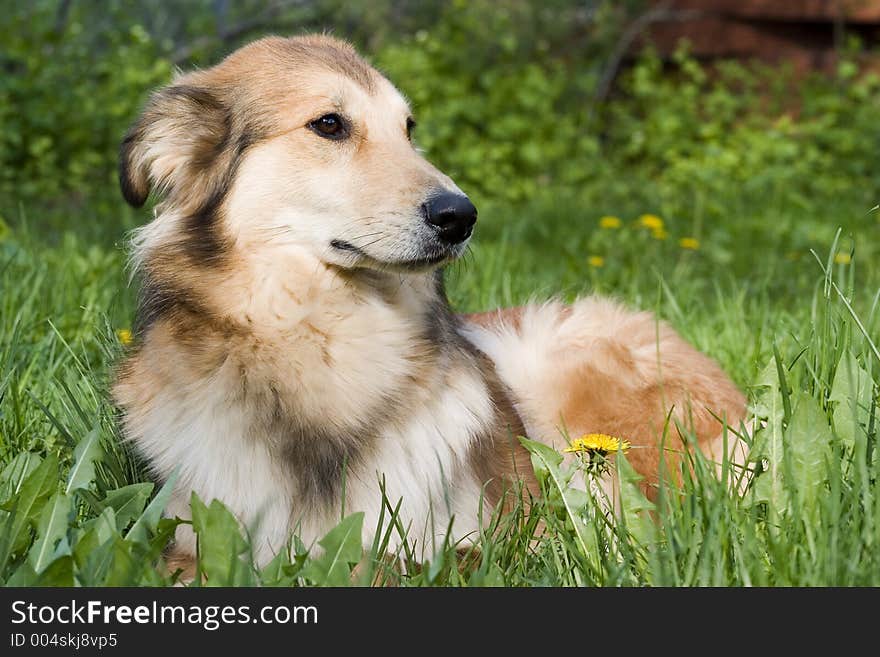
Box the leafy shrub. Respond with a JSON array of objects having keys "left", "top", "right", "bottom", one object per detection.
[
  {"left": 377, "top": 0, "right": 632, "bottom": 203},
  {"left": 604, "top": 45, "right": 880, "bottom": 222},
  {"left": 1, "top": 0, "right": 878, "bottom": 247},
  {"left": 0, "top": 2, "right": 172, "bottom": 225}
]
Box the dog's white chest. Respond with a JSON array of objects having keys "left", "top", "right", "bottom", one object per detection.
[
  {"left": 145, "top": 347, "right": 495, "bottom": 563},
  {"left": 339, "top": 369, "right": 494, "bottom": 553}
]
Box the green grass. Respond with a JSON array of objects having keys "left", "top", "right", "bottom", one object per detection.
[{"left": 1, "top": 189, "right": 879, "bottom": 586}]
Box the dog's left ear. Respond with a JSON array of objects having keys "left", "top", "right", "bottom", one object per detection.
[{"left": 119, "top": 85, "right": 230, "bottom": 209}]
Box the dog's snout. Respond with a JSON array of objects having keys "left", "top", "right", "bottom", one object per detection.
[{"left": 421, "top": 191, "right": 477, "bottom": 244}]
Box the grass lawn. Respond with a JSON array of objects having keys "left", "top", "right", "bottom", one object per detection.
[{"left": 0, "top": 186, "right": 878, "bottom": 586}]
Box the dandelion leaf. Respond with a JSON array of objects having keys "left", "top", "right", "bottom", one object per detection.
[
  {"left": 829, "top": 351, "right": 874, "bottom": 452},
  {"left": 302, "top": 512, "right": 364, "bottom": 586},
  {"left": 28, "top": 492, "right": 72, "bottom": 573},
  {"left": 191, "top": 493, "right": 255, "bottom": 586}
]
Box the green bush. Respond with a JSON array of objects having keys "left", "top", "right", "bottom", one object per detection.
[
  {"left": 0, "top": 2, "right": 171, "bottom": 225},
  {"left": 377, "top": 0, "right": 636, "bottom": 203},
  {"left": 604, "top": 45, "right": 880, "bottom": 221},
  {"left": 1, "top": 0, "right": 878, "bottom": 244}
]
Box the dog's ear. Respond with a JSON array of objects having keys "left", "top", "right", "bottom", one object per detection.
[{"left": 119, "top": 85, "right": 230, "bottom": 208}]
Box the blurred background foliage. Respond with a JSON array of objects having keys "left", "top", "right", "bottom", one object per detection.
[{"left": 0, "top": 0, "right": 878, "bottom": 250}]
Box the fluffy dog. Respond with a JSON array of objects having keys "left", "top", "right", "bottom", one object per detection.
[{"left": 113, "top": 35, "right": 747, "bottom": 568}]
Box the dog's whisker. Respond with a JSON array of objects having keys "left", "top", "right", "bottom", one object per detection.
[
  {"left": 339, "top": 231, "right": 384, "bottom": 244},
  {"left": 352, "top": 235, "right": 392, "bottom": 251},
  {"left": 464, "top": 244, "right": 476, "bottom": 272}
]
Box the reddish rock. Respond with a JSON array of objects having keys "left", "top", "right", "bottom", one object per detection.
[{"left": 643, "top": 0, "right": 880, "bottom": 71}]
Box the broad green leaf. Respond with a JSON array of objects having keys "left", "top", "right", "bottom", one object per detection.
[
  {"left": 28, "top": 492, "right": 72, "bottom": 573},
  {"left": 521, "top": 436, "right": 564, "bottom": 478},
  {"left": 751, "top": 374, "right": 785, "bottom": 518},
  {"left": 80, "top": 537, "right": 117, "bottom": 585},
  {"left": 519, "top": 437, "right": 598, "bottom": 575},
  {"left": 104, "top": 537, "right": 142, "bottom": 586},
  {"left": 73, "top": 507, "right": 118, "bottom": 570},
  {"left": 786, "top": 392, "right": 832, "bottom": 508},
  {"left": 191, "top": 493, "right": 254, "bottom": 586},
  {"left": 829, "top": 352, "right": 874, "bottom": 451},
  {"left": 0, "top": 455, "right": 59, "bottom": 573},
  {"left": 35, "top": 555, "right": 74, "bottom": 586},
  {"left": 260, "top": 543, "right": 303, "bottom": 587},
  {"left": 302, "top": 512, "right": 364, "bottom": 586},
  {"left": 89, "top": 506, "right": 119, "bottom": 543},
  {"left": 149, "top": 517, "right": 181, "bottom": 556},
  {"left": 615, "top": 453, "right": 656, "bottom": 548},
  {"left": 0, "top": 452, "right": 42, "bottom": 504},
  {"left": 100, "top": 483, "right": 153, "bottom": 531},
  {"left": 6, "top": 561, "right": 38, "bottom": 586},
  {"left": 260, "top": 545, "right": 291, "bottom": 586},
  {"left": 65, "top": 427, "right": 103, "bottom": 494},
  {"left": 754, "top": 355, "right": 782, "bottom": 390},
  {"left": 125, "top": 467, "right": 179, "bottom": 545}
]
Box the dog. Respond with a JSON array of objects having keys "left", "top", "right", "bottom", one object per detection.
[{"left": 113, "top": 34, "right": 747, "bottom": 570}]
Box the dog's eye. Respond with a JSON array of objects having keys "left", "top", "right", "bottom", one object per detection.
[
  {"left": 308, "top": 113, "right": 347, "bottom": 140},
  {"left": 406, "top": 117, "right": 416, "bottom": 141}
]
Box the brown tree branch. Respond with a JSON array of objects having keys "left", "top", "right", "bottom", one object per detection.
[
  {"left": 592, "top": 3, "right": 705, "bottom": 107},
  {"left": 53, "top": 0, "right": 74, "bottom": 35}
]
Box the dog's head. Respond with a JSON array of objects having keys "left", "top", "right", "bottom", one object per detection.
[{"left": 120, "top": 35, "right": 476, "bottom": 272}]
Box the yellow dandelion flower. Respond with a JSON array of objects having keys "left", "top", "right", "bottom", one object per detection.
[
  {"left": 639, "top": 214, "right": 664, "bottom": 230},
  {"left": 117, "top": 329, "right": 133, "bottom": 345},
  {"left": 564, "top": 433, "right": 631, "bottom": 455},
  {"left": 651, "top": 227, "right": 668, "bottom": 240},
  {"left": 588, "top": 255, "right": 605, "bottom": 268},
  {"left": 679, "top": 237, "right": 700, "bottom": 250},
  {"left": 834, "top": 252, "right": 851, "bottom": 265},
  {"left": 599, "top": 215, "right": 622, "bottom": 229}
]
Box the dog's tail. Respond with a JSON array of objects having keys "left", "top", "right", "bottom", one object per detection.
[{"left": 460, "top": 297, "right": 750, "bottom": 493}]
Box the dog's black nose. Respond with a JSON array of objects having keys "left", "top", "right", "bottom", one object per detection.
[{"left": 422, "top": 191, "right": 477, "bottom": 244}]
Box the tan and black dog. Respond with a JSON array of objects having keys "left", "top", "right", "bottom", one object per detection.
[{"left": 114, "top": 35, "right": 747, "bottom": 569}]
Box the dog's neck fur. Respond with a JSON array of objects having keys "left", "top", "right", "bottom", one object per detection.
[
  {"left": 135, "top": 239, "right": 468, "bottom": 430},
  {"left": 117, "top": 237, "right": 528, "bottom": 560}
]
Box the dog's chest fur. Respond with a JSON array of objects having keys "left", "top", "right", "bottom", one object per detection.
[{"left": 114, "top": 248, "right": 517, "bottom": 561}]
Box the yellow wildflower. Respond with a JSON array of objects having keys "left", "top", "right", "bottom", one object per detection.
[
  {"left": 651, "top": 227, "right": 668, "bottom": 240},
  {"left": 639, "top": 214, "right": 664, "bottom": 230},
  {"left": 599, "top": 215, "right": 622, "bottom": 229},
  {"left": 588, "top": 256, "right": 605, "bottom": 268},
  {"left": 834, "top": 252, "right": 851, "bottom": 265},
  {"left": 564, "top": 433, "right": 631, "bottom": 456},
  {"left": 117, "top": 329, "right": 133, "bottom": 345},
  {"left": 679, "top": 237, "right": 700, "bottom": 250}
]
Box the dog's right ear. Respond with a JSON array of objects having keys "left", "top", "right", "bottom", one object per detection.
[{"left": 119, "top": 85, "right": 230, "bottom": 208}]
